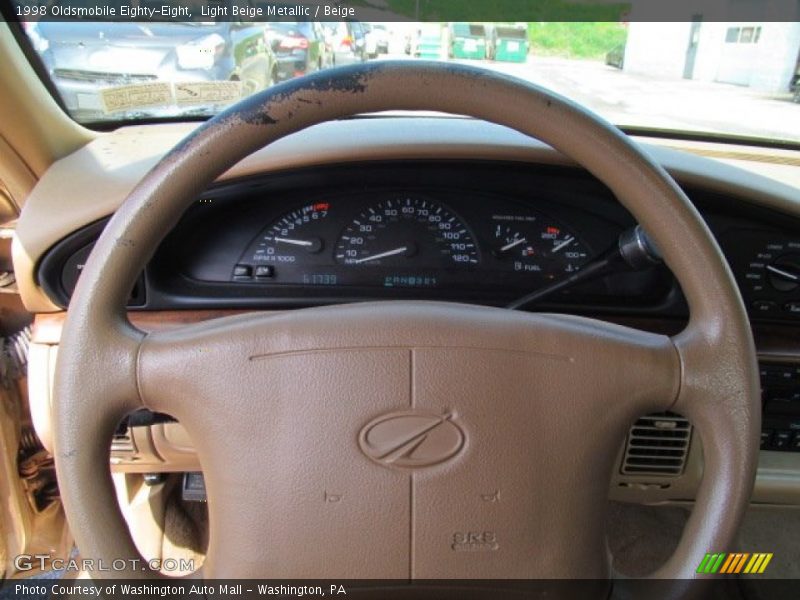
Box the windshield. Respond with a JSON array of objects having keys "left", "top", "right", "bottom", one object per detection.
[{"left": 14, "top": 14, "right": 800, "bottom": 144}]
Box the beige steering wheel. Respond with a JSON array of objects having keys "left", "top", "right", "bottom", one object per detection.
[{"left": 54, "top": 62, "right": 760, "bottom": 584}]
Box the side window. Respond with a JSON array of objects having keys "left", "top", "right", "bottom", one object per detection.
[{"left": 725, "top": 25, "right": 762, "bottom": 44}]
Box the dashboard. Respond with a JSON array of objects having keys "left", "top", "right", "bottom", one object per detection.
[
  {"left": 21, "top": 138, "right": 800, "bottom": 503},
  {"left": 37, "top": 161, "right": 800, "bottom": 324},
  {"left": 39, "top": 162, "right": 677, "bottom": 312}
]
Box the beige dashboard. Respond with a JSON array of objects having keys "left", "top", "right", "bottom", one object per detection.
[
  {"left": 13, "top": 117, "right": 800, "bottom": 313},
  {"left": 15, "top": 116, "right": 800, "bottom": 507}
]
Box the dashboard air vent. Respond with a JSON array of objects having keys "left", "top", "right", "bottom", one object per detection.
[{"left": 621, "top": 412, "right": 691, "bottom": 476}]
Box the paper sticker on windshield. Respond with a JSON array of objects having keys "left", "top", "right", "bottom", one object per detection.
[
  {"left": 175, "top": 82, "right": 242, "bottom": 107},
  {"left": 100, "top": 83, "right": 172, "bottom": 114}
]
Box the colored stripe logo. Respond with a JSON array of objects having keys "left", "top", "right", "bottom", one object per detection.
[{"left": 697, "top": 552, "right": 773, "bottom": 574}]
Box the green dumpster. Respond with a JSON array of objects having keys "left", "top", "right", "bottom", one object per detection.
[
  {"left": 492, "top": 25, "right": 529, "bottom": 62},
  {"left": 449, "top": 23, "right": 488, "bottom": 60}
]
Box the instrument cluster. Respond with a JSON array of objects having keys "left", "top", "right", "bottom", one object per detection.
[
  {"left": 231, "top": 192, "right": 594, "bottom": 292},
  {"left": 36, "top": 164, "right": 682, "bottom": 313}
]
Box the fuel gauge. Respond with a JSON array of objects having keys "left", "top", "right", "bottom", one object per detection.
[{"left": 492, "top": 217, "right": 590, "bottom": 278}]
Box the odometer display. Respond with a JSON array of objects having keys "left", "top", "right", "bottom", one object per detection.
[{"left": 335, "top": 197, "right": 479, "bottom": 269}]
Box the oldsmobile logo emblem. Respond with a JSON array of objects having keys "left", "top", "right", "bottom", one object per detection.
[{"left": 359, "top": 411, "right": 465, "bottom": 469}]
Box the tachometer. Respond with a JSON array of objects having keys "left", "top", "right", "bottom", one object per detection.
[
  {"left": 335, "top": 197, "right": 479, "bottom": 268},
  {"left": 236, "top": 202, "right": 333, "bottom": 282},
  {"left": 251, "top": 203, "right": 328, "bottom": 262}
]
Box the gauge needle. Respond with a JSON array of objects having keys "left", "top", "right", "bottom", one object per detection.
[
  {"left": 353, "top": 246, "right": 408, "bottom": 264},
  {"left": 767, "top": 264, "right": 799, "bottom": 281},
  {"left": 551, "top": 236, "right": 575, "bottom": 254},
  {"left": 500, "top": 237, "right": 527, "bottom": 252},
  {"left": 274, "top": 237, "right": 314, "bottom": 247}
]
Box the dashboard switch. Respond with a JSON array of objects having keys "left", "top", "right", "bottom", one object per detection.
[
  {"left": 773, "top": 430, "right": 792, "bottom": 450},
  {"left": 751, "top": 300, "right": 777, "bottom": 314},
  {"left": 783, "top": 302, "right": 800, "bottom": 315},
  {"left": 182, "top": 472, "right": 207, "bottom": 503},
  {"left": 759, "top": 361, "right": 800, "bottom": 452},
  {"left": 762, "top": 364, "right": 796, "bottom": 384},
  {"left": 233, "top": 264, "right": 252, "bottom": 279},
  {"left": 255, "top": 265, "right": 274, "bottom": 279}
]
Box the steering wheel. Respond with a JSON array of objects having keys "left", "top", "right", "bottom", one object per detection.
[{"left": 54, "top": 62, "right": 759, "bottom": 583}]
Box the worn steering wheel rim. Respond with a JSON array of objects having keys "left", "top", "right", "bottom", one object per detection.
[{"left": 54, "top": 62, "right": 760, "bottom": 583}]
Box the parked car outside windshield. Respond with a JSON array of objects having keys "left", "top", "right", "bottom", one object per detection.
[
  {"left": 365, "top": 23, "right": 390, "bottom": 58},
  {"left": 263, "top": 21, "right": 331, "bottom": 82},
  {"left": 31, "top": 21, "right": 276, "bottom": 121},
  {"left": 322, "top": 21, "right": 367, "bottom": 66}
]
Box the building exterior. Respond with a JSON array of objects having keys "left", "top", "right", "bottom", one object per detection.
[{"left": 623, "top": 21, "right": 800, "bottom": 93}]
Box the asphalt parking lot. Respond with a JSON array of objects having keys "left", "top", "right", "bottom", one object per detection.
[{"left": 375, "top": 53, "right": 800, "bottom": 143}]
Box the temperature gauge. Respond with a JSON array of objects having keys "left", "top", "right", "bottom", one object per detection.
[{"left": 492, "top": 217, "right": 590, "bottom": 278}]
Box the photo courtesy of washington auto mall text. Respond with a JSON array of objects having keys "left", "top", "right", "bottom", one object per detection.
[{"left": 12, "top": 581, "right": 349, "bottom": 598}]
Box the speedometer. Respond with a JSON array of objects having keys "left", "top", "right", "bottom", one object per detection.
[{"left": 335, "top": 197, "right": 479, "bottom": 268}]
